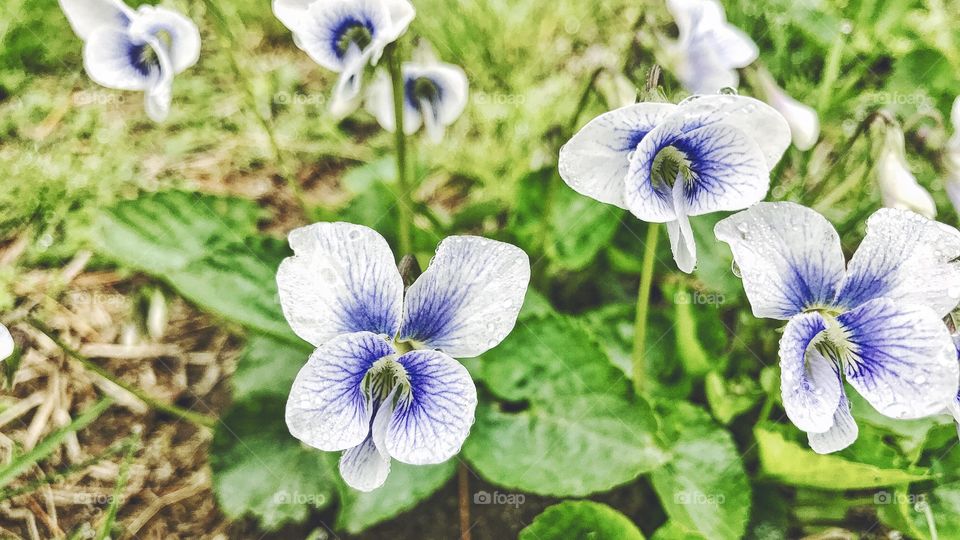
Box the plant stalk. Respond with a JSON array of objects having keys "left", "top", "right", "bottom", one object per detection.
[
  {"left": 386, "top": 45, "right": 415, "bottom": 256},
  {"left": 631, "top": 222, "right": 660, "bottom": 394}
]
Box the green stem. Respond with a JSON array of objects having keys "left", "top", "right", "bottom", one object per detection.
[
  {"left": 631, "top": 223, "right": 660, "bottom": 394},
  {"left": 386, "top": 45, "right": 415, "bottom": 256},
  {"left": 28, "top": 318, "right": 216, "bottom": 429}
]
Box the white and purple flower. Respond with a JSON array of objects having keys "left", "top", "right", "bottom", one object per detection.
[
  {"left": 277, "top": 222, "right": 530, "bottom": 491},
  {"left": 273, "top": 0, "right": 415, "bottom": 116},
  {"left": 365, "top": 58, "right": 468, "bottom": 143},
  {"left": 660, "top": 0, "right": 758, "bottom": 94},
  {"left": 559, "top": 93, "right": 791, "bottom": 273},
  {"left": 60, "top": 0, "right": 201, "bottom": 122},
  {"left": 716, "top": 203, "right": 960, "bottom": 453}
]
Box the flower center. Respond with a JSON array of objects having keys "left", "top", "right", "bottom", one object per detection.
[
  {"left": 408, "top": 77, "right": 441, "bottom": 109},
  {"left": 363, "top": 356, "right": 411, "bottom": 403},
  {"left": 812, "top": 314, "right": 853, "bottom": 364},
  {"left": 335, "top": 21, "right": 373, "bottom": 58},
  {"left": 651, "top": 146, "right": 693, "bottom": 189}
]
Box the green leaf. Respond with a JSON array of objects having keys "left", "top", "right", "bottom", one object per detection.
[
  {"left": 94, "top": 190, "right": 296, "bottom": 341},
  {"left": 210, "top": 395, "right": 337, "bottom": 531},
  {"left": 704, "top": 371, "right": 761, "bottom": 425},
  {"left": 651, "top": 521, "right": 704, "bottom": 540},
  {"left": 519, "top": 501, "right": 645, "bottom": 540},
  {"left": 546, "top": 185, "right": 623, "bottom": 271},
  {"left": 464, "top": 315, "right": 667, "bottom": 496},
  {"left": 336, "top": 460, "right": 456, "bottom": 534},
  {"left": 754, "top": 427, "right": 929, "bottom": 490},
  {"left": 233, "top": 333, "right": 312, "bottom": 400},
  {"left": 579, "top": 304, "right": 693, "bottom": 399},
  {"left": 511, "top": 167, "right": 622, "bottom": 272},
  {"left": 650, "top": 403, "right": 751, "bottom": 540}
]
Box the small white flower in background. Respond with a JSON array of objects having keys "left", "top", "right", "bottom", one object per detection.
[
  {"left": 875, "top": 122, "right": 937, "bottom": 218},
  {"left": 661, "top": 0, "right": 758, "bottom": 94},
  {"left": 277, "top": 222, "right": 530, "bottom": 491},
  {"left": 559, "top": 93, "right": 791, "bottom": 273},
  {"left": 273, "top": 0, "right": 415, "bottom": 116},
  {"left": 364, "top": 56, "right": 468, "bottom": 143},
  {"left": 944, "top": 96, "right": 960, "bottom": 214},
  {"left": 716, "top": 203, "right": 960, "bottom": 453},
  {"left": 755, "top": 69, "right": 819, "bottom": 151},
  {"left": 0, "top": 324, "right": 13, "bottom": 363},
  {"left": 60, "top": 0, "right": 201, "bottom": 122}
]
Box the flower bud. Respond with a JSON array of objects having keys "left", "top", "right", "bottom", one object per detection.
[
  {"left": 876, "top": 124, "right": 937, "bottom": 218},
  {"left": 757, "top": 70, "right": 819, "bottom": 151}
]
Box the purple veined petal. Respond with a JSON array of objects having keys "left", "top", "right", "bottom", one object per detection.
[
  {"left": 834, "top": 209, "right": 960, "bottom": 318},
  {"left": 292, "top": 0, "right": 390, "bottom": 72},
  {"left": 59, "top": 0, "right": 133, "bottom": 40},
  {"left": 0, "top": 324, "right": 13, "bottom": 362},
  {"left": 285, "top": 331, "right": 396, "bottom": 452},
  {"left": 385, "top": 349, "right": 477, "bottom": 464},
  {"left": 666, "top": 175, "right": 697, "bottom": 273},
  {"left": 399, "top": 236, "right": 530, "bottom": 358},
  {"left": 715, "top": 202, "right": 847, "bottom": 320},
  {"left": 779, "top": 312, "right": 842, "bottom": 433},
  {"left": 276, "top": 222, "right": 403, "bottom": 348},
  {"left": 837, "top": 298, "right": 960, "bottom": 420},
  {"left": 83, "top": 26, "right": 159, "bottom": 91},
  {"left": 558, "top": 103, "right": 677, "bottom": 209},
  {"left": 808, "top": 389, "right": 859, "bottom": 454},
  {"left": 339, "top": 436, "right": 391, "bottom": 492},
  {"left": 669, "top": 94, "right": 791, "bottom": 169},
  {"left": 625, "top": 119, "right": 770, "bottom": 225},
  {"left": 339, "top": 387, "right": 398, "bottom": 492},
  {"left": 129, "top": 5, "right": 201, "bottom": 74}
]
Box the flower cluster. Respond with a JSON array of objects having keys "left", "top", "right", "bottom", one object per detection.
[
  {"left": 60, "top": 0, "right": 201, "bottom": 121},
  {"left": 273, "top": 0, "right": 468, "bottom": 140},
  {"left": 277, "top": 223, "right": 530, "bottom": 490}
]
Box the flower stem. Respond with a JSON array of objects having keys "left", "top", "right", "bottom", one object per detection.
[
  {"left": 27, "top": 318, "right": 216, "bottom": 429},
  {"left": 631, "top": 222, "right": 660, "bottom": 395},
  {"left": 386, "top": 45, "right": 414, "bottom": 256}
]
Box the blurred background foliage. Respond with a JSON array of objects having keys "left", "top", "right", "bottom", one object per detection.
[{"left": 1, "top": 0, "right": 960, "bottom": 538}]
